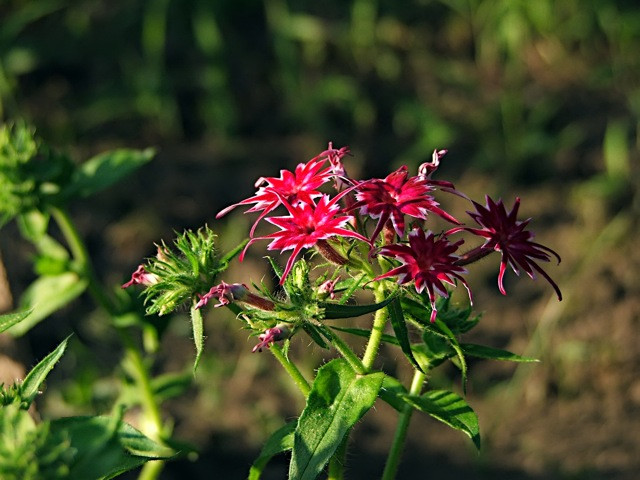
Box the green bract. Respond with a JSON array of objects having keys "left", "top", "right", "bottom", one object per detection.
[{"left": 142, "top": 226, "right": 233, "bottom": 315}]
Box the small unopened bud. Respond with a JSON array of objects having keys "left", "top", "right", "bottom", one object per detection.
[
  {"left": 122, "top": 265, "right": 159, "bottom": 288},
  {"left": 252, "top": 325, "right": 290, "bottom": 353},
  {"left": 418, "top": 149, "right": 448, "bottom": 179},
  {"left": 318, "top": 277, "right": 339, "bottom": 300}
]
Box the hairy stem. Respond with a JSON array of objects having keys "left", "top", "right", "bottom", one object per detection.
[
  {"left": 323, "top": 326, "right": 366, "bottom": 374},
  {"left": 52, "top": 206, "right": 166, "bottom": 480},
  {"left": 362, "top": 284, "right": 389, "bottom": 371},
  {"left": 270, "top": 343, "right": 310, "bottom": 397},
  {"left": 382, "top": 370, "right": 426, "bottom": 480},
  {"left": 327, "top": 436, "right": 349, "bottom": 480}
]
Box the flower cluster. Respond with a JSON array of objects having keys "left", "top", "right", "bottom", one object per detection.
[
  {"left": 125, "top": 143, "right": 561, "bottom": 352},
  {"left": 216, "top": 144, "right": 560, "bottom": 298}
]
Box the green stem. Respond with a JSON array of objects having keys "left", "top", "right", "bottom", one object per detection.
[
  {"left": 361, "top": 284, "right": 389, "bottom": 371},
  {"left": 327, "top": 436, "right": 349, "bottom": 480},
  {"left": 122, "top": 335, "right": 164, "bottom": 438},
  {"left": 51, "top": 206, "right": 166, "bottom": 480},
  {"left": 322, "top": 326, "right": 366, "bottom": 374},
  {"left": 121, "top": 331, "right": 167, "bottom": 480},
  {"left": 50, "top": 206, "right": 117, "bottom": 314},
  {"left": 270, "top": 343, "right": 310, "bottom": 397},
  {"left": 138, "top": 460, "right": 164, "bottom": 480},
  {"left": 382, "top": 370, "right": 426, "bottom": 480}
]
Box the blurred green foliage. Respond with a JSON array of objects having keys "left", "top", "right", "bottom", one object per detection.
[{"left": 0, "top": 0, "right": 638, "bottom": 185}]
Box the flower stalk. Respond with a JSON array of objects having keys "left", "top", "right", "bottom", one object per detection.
[
  {"left": 269, "top": 343, "right": 310, "bottom": 397},
  {"left": 382, "top": 369, "right": 426, "bottom": 480}
]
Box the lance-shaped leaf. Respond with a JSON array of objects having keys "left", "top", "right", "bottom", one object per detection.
[
  {"left": 10, "top": 272, "right": 88, "bottom": 336},
  {"left": 68, "top": 148, "right": 155, "bottom": 198},
  {"left": 331, "top": 326, "right": 452, "bottom": 371},
  {"left": 432, "top": 319, "right": 468, "bottom": 392},
  {"left": 402, "top": 389, "right": 481, "bottom": 450},
  {"left": 387, "top": 296, "right": 423, "bottom": 373},
  {"left": 0, "top": 309, "right": 33, "bottom": 334},
  {"left": 378, "top": 375, "right": 408, "bottom": 412},
  {"left": 330, "top": 326, "right": 399, "bottom": 346},
  {"left": 190, "top": 305, "right": 204, "bottom": 374},
  {"left": 49, "top": 415, "right": 174, "bottom": 480},
  {"left": 249, "top": 421, "right": 296, "bottom": 480},
  {"left": 320, "top": 290, "right": 397, "bottom": 319},
  {"left": 302, "top": 322, "right": 329, "bottom": 349},
  {"left": 460, "top": 343, "right": 539, "bottom": 363},
  {"left": 336, "top": 274, "right": 365, "bottom": 305},
  {"left": 21, "top": 336, "right": 70, "bottom": 405},
  {"left": 289, "top": 358, "right": 384, "bottom": 480}
]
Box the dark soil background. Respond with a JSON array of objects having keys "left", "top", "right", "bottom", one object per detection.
[{"left": 1, "top": 1, "right": 639, "bottom": 479}]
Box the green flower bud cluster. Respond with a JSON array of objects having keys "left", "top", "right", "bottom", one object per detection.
[
  {"left": 141, "top": 226, "right": 230, "bottom": 315},
  {"left": 0, "top": 122, "right": 73, "bottom": 226}
]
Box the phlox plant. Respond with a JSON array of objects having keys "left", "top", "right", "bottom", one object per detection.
[{"left": 0, "top": 121, "right": 561, "bottom": 480}]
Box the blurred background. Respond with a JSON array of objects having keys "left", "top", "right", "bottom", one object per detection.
[{"left": 1, "top": 0, "right": 639, "bottom": 478}]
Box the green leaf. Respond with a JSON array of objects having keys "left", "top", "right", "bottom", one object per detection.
[
  {"left": 402, "top": 390, "right": 481, "bottom": 450},
  {"left": 249, "top": 421, "right": 296, "bottom": 480},
  {"left": 460, "top": 343, "right": 539, "bottom": 363},
  {"left": 266, "top": 255, "right": 284, "bottom": 279},
  {"left": 220, "top": 238, "right": 249, "bottom": 264},
  {"left": 69, "top": 148, "right": 155, "bottom": 198},
  {"left": 378, "top": 375, "right": 408, "bottom": 412},
  {"left": 302, "top": 323, "right": 329, "bottom": 349},
  {"left": 387, "top": 296, "right": 423, "bottom": 373},
  {"left": 320, "top": 291, "right": 397, "bottom": 319},
  {"left": 151, "top": 371, "right": 193, "bottom": 402},
  {"left": 411, "top": 342, "right": 453, "bottom": 370},
  {"left": 332, "top": 326, "right": 452, "bottom": 371},
  {"left": 330, "top": 326, "right": 399, "bottom": 346},
  {"left": 190, "top": 306, "right": 204, "bottom": 375},
  {"left": 336, "top": 273, "right": 365, "bottom": 305},
  {"left": 0, "top": 309, "right": 33, "bottom": 334},
  {"left": 433, "top": 319, "right": 468, "bottom": 393},
  {"left": 10, "top": 272, "right": 88, "bottom": 336},
  {"left": 21, "top": 336, "right": 69, "bottom": 405},
  {"left": 289, "top": 358, "right": 384, "bottom": 480},
  {"left": 49, "top": 416, "right": 173, "bottom": 480}
]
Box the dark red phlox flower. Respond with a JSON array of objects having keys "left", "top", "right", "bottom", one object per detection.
[
  {"left": 449, "top": 195, "right": 562, "bottom": 300},
  {"left": 349, "top": 165, "right": 461, "bottom": 243},
  {"left": 374, "top": 228, "right": 471, "bottom": 323},
  {"left": 240, "top": 191, "right": 370, "bottom": 284},
  {"left": 216, "top": 154, "right": 334, "bottom": 236}
]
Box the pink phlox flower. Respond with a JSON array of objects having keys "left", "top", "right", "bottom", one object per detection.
[
  {"left": 448, "top": 195, "right": 562, "bottom": 300},
  {"left": 216, "top": 154, "right": 334, "bottom": 236},
  {"left": 240, "top": 191, "right": 370, "bottom": 284},
  {"left": 349, "top": 165, "right": 461, "bottom": 243},
  {"left": 195, "top": 282, "right": 248, "bottom": 309},
  {"left": 122, "top": 265, "right": 159, "bottom": 288},
  {"left": 374, "top": 228, "right": 471, "bottom": 323},
  {"left": 252, "top": 326, "right": 289, "bottom": 353}
]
